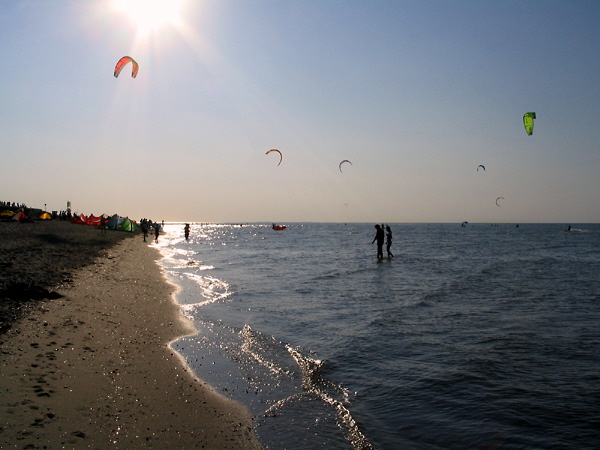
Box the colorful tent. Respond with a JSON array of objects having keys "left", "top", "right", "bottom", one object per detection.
[{"left": 11, "top": 211, "right": 31, "bottom": 222}]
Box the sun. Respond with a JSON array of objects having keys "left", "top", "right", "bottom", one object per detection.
[{"left": 113, "top": 0, "right": 185, "bottom": 35}]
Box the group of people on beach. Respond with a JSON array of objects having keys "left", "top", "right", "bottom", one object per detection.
[
  {"left": 372, "top": 224, "right": 394, "bottom": 259},
  {"left": 140, "top": 218, "right": 162, "bottom": 243},
  {"left": 1, "top": 201, "right": 28, "bottom": 209}
]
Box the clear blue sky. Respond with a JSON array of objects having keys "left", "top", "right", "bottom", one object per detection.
[{"left": 2, "top": 0, "right": 599, "bottom": 223}]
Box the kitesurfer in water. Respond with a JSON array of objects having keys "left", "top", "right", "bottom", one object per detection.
[
  {"left": 385, "top": 225, "right": 394, "bottom": 258},
  {"left": 184, "top": 223, "right": 190, "bottom": 240},
  {"left": 372, "top": 224, "right": 384, "bottom": 259}
]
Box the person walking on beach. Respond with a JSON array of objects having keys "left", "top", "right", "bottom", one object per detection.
[
  {"left": 184, "top": 223, "right": 190, "bottom": 241},
  {"left": 141, "top": 220, "right": 149, "bottom": 242},
  {"left": 99, "top": 216, "right": 107, "bottom": 235},
  {"left": 385, "top": 225, "right": 394, "bottom": 258},
  {"left": 372, "top": 224, "right": 384, "bottom": 259},
  {"left": 154, "top": 225, "right": 160, "bottom": 243}
]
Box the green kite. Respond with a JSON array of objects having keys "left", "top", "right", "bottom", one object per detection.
[{"left": 523, "top": 112, "right": 536, "bottom": 136}]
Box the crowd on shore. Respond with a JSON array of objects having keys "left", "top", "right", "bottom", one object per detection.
[
  {"left": 1, "top": 200, "right": 76, "bottom": 221},
  {"left": 2, "top": 200, "right": 142, "bottom": 226},
  {"left": 0, "top": 200, "right": 28, "bottom": 210},
  {"left": 140, "top": 218, "right": 163, "bottom": 242}
]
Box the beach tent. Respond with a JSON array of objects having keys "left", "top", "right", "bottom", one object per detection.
[
  {"left": 11, "top": 211, "right": 32, "bottom": 222},
  {"left": 39, "top": 212, "right": 52, "bottom": 220}
]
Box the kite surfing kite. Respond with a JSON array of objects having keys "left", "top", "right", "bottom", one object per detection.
[
  {"left": 523, "top": 112, "right": 536, "bottom": 136},
  {"left": 496, "top": 197, "right": 505, "bottom": 207},
  {"left": 339, "top": 160, "right": 352, "bottom": 173},
  {"left": 114, "top": 56, "right": 139, "bottom": 78},
  {"left": 477, "top": 165, "right": 485, "bottom": 171},
  {"left": 266, "top": 149, "right": 282, "bottom": 166}
]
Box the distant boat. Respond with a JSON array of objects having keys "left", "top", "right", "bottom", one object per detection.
[{"left": 272, "top": 224, "right": 286, "bottom": 230}]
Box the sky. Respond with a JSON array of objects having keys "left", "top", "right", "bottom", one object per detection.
[{"left": 1, "top": 0, "right": 599, "bottom": 223}]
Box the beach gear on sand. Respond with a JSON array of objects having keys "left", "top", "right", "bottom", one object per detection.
[{"left": 71, "top": 213, "right": 137, "bottom": 232}]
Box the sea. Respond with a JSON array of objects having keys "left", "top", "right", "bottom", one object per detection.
[{"left": 153, "top": 223, "right": 600, "bottom": 450}]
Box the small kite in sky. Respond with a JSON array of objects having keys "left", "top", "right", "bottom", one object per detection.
[
  {"left": 523, "top": 112, "right": 536, "bottom": 136},
  {"left": 339, "top": 160, "right": 352, "bottom": 173},
  {"left": 496, "top": 197, "right": 505, "bottom": 207},
  {"left": 477, "top": 165, "right": 485, "bottom": 171},
  {"left": 114, "top": 56, "right": 139, "bottom": 78},
  {"left": 266, "top": 149, "right": 283, "bottom": 166}
]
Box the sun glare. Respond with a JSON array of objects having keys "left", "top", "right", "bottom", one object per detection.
[{"left": 113, "top": 0, "right": 185, "bottom": 35}]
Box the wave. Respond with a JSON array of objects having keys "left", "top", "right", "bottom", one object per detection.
[
  {"left": 240, "top": 325, "right": 375, "bottom": 449},
  {"left": 167, "top": 271, "right": 231, "bottom": 310},
  {"left": 283, "top": 346, "right": 374, "bottom": 450},
  {"left": 241, "top": 324, "right": 294, "bottom": 377}
]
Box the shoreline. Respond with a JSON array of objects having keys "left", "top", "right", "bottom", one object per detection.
[{"left": 0, "top": 226, "right": 262, "bottom": 449}]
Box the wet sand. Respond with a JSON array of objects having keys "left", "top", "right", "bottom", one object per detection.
[{"left": 0, "top": 221, "right": 262, "bottom": 449}]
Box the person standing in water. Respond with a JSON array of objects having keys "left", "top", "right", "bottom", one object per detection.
[
  {"left": 385, "top": 225, "right": 394, "bottom": 258},
  {"left": 372, "top": 224, "right": 384, "bottom": 259},
  {"left": 184, "top": 223, "right": 190, "bottom": 240}
]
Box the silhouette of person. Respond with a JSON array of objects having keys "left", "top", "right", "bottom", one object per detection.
[
  {"left": 154, "top": 225, "right": 160, "bottom": 243},
  {"left": 372, "top": 224, "right": 384, "bottom": 259},
  {"left": 184, "top": 223, "right": 190, "bottom": 240},
  {"left": 141, "top": 220, "right": 149, "bottom": 242},
  {"left": 99, "top": 216, "right": 108, "bottom": 235},
  {"left": 385, "top": 225, "right": 394, "bottom": 258}
]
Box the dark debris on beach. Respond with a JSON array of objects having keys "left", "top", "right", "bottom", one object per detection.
[{"left": 0, "top": 220, "right": 135, "bottom": 334}]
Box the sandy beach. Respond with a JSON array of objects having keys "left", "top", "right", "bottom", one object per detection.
[{"left": 0, "top": 221, "right": 262, "bottom": 449}]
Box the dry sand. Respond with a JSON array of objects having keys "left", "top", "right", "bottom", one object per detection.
[{"left": 0, "top": 221, "right": 262, "bottom": 449}]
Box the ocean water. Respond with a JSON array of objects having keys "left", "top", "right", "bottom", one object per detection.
[{"left": 154, "top": 223, "right": 600, "bottom": 450}]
